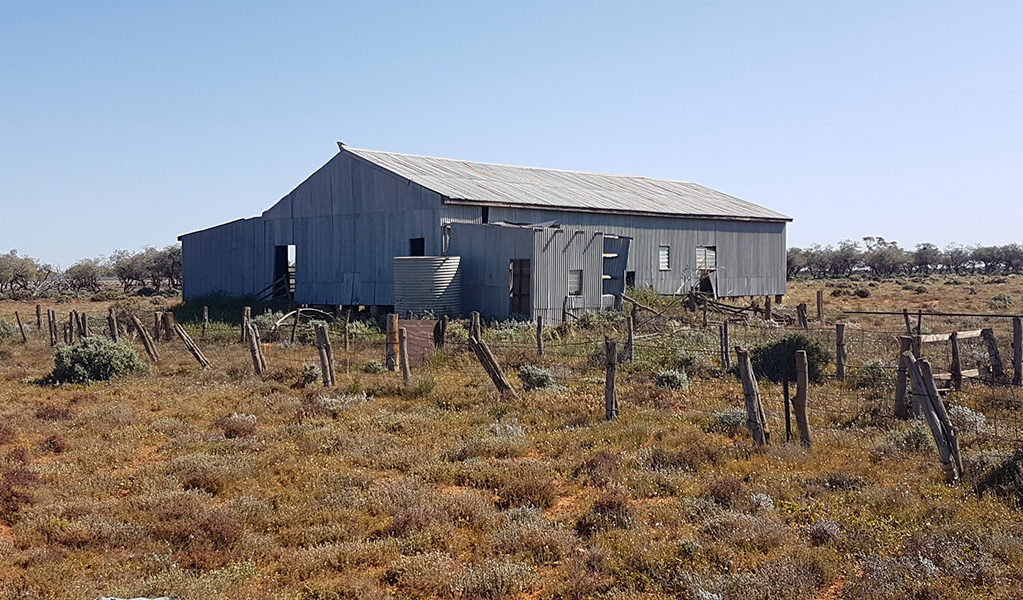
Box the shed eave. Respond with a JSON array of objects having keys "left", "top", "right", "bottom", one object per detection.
[{"left": 441, "top": 198, "right": 793, "bottom": 223}]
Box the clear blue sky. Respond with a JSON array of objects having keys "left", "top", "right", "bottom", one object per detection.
[{"left": 2, "top": 1, "right": 1021, "bottom": 267}]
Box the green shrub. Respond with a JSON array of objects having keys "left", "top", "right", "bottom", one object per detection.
[
  {"left": 989, "top": 294, "right": 1013, "bottom": 310},
  {"left": 711, "top": 407, "right": 748, "bottom": 435},
  {"left": 299, "top": 364, "right": 320, "bottom": 386},
  {"left": 0, "top": 318, "right": 18, "bottom": 340},
  {"left": 48, "top": 337, "right": 146, "bottom": 384},
  {"left": 655, "top": 369, "right": 689, "bottom": 390},
  {"left": 849, "top": 359, "right": 895, "bottom": 391},
  {"left": 749, "top": 333, "right": 831, "bottom": 384},
  {"left": 976, "top": 449, "right": 1023, "bottom": 507},
  {"left": 364, "top": 360, "right": 386, "bottom": 373},
  {"left": 403, "top": 377, "right": 436, "bottom": 398},
  {"left": 518, "top": 365, "right": 555, "bottom": 391}
]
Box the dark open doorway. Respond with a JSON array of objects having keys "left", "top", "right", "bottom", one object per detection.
[
  {"left": 273, "top": 245, "right": 295, "bottom": 301},
  {"left": 509, "top": 259, "right": 531, "bottom": 316},
  {"left": 409, "top": 238, "right": 425, "bottom": 256}
]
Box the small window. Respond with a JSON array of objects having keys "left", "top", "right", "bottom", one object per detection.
[
  {"left": 481, "top": 206, "right": 489, "bottom": 224},
  {"left": 696, "top": 246, "right": 717, "bottom": 270},
  {"left": 658, "top": 246, "right": 670, "bottom": 271},
  {"left": 409, "top": 238, "right": 425, "bottom": 256},
  {"left": 569, "top": 270, "right": 583, "bottom": 296},
  {"left": 625, "top": 271, "right": 636, "bottom": 288}
]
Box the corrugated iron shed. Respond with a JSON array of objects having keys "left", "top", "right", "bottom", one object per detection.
[{"left": 342, "top": 144, "right": 791, "bottom": 222}]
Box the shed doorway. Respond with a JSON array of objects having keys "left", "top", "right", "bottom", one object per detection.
[
  {"left": 509, "top": 259, "right": 531, "bottom": 317},
  {"left": 273, "top": 245, "right": 296, "bottom": 301}
]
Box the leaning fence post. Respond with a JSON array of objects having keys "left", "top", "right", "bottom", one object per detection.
[
  {"left": 835, "top": 323, "right": 847, "bottom": 381},
  {"left": 315, "top": 325, "right": 331, "bottom": 386},
  {"left": 735, "top": 346, "right": 768, "bottom": 445},
  {"left": 982, "top": 328, "right": 1005, "bottom": 381},
  {"left": 905, "top": 352, "right": 959, "bottom": 483},
  {"left": 321, "top": 323, "right": 336, "bottom": 385},
  {"left": 919, "top": 359, "right": 963, "bottom": 477},
  {"left": 895, "top": 335, "right": 913, "bottom": 419},
  {"left": 130, "top": 316, "right": 160, "bottom": 362},
  {"left": 1013, "top": 317, "right": 1022, "bottom": 386},
  {"left": 14, "top": 312, "right": 27, "bottom": 344},
  {"left": 241, "top": 307, "right": 251, "bottom": 344},
  {"left": 816, "top": 290, "right": 823, "bottom": 322},
  {"left": 247, "top": 324, "right": 266, "bottom": 375},
  {"left": 386, "top": 314, "right": 399, "bottom": 371},
  {"left": 173, "top": 323, "right": 211, "bottom": 369},
  {"left": 794, "top": 349, "right": 812, "bottom": 449},
  {"left": 108, "top": 307, "right": 119, "bottom": 343},
  {"left": 605, "top": 337, "right": 619, "bottom": 421}
]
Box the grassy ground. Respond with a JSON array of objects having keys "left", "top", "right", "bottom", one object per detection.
[{"left": 1, "top": 279, "right": 1023, "bottom": 599}]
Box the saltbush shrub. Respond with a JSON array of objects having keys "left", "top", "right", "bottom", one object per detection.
[
  {"left": 655, "top": 369, "right": 689, "bottom": 390},
  {"left": 850, "top": 359, "right": 895, "bottom": 391},
  {"left": 48, "top": 337, "right": 146, "bottom": 384},
  {"left": 518, "top": 365, "right": 555, "bottom": 391},
  {"left": 364, "top": 360, "right": 386, "bottom": 373},
  {"left": 989, "top": 294, "right": 1013, "bottom": 310},
  {"left": 749, "top": 333, "right": 831, "bottom": 384}
]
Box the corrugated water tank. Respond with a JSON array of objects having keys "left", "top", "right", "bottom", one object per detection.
[{"left": 393, "top": 256, "right": 462, "bottom": 317}]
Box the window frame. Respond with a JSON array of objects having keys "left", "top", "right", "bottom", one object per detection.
[
  {"left": 568, "top": 269, "right": 583, "bottom": 296},
  {"left": 658, "top": 245, "right": 671, "bottom": 271}
]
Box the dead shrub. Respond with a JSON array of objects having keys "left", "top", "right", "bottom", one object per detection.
[
  {"left": 807, "top": 519, "right": 842, "bottom": 546},
  {"left": 574, "top": 490, "right": 633, "bottom": 536},
  {"left": 497, "top": 477, "right": 557, "bottom": 509},
  {"left": 0, "top": 423, "right": 16, "bottom": 445},
  {"left": 38, "top": 435, "right": 68, "bottom": 454},
  {"left": 0, "top": 480, "right": 34, "bottom": 524},
  {"left": 648, "top": 443, "right": 721, "bottom": 472},
  {"left": 702, "top": 475, "right": 749, "bottom": 509},
  {"left": 495, "top": 520, "right": 577, "bottom": 564},
  {"left": 165, "top": 453, "right": 251, "bottom": 495},
  {"left": 140, "top": 491, "right": 245, "bottom": 554},
  {"left": 34, "top": 404, "right": 74, "bottom": 421},
  {"left": 214, "top": 413, "right": 257, "bottom": 438},
  {"left": 572, "top": 450, "right": 621, "bottom": 487},
  {"left": 699, "top": 511, "right": 788, "bottom": 552}
]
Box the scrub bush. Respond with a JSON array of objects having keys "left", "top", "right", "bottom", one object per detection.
[{"left": 48, "top": 337, "right": 146, "bottom": 384}]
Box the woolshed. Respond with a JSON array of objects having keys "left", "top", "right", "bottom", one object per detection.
[{"left": 179, "top": 143, "right": 791, "bottom": 321}]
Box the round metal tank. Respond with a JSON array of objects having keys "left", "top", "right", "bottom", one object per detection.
[{"left": 393, "top": 256, "right": 462, "bottom": 317}]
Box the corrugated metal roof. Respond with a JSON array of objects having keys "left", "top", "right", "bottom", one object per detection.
[{"left": 342, "top": 145, "right": 791, "bottom": 222}]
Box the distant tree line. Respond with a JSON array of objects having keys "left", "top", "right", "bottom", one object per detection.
[
  {"left": 788, "top": 238, "right": 1023, "bottom": 279},
  {"left": 0, "top": 245, "right": 181, "bottom": 298}
]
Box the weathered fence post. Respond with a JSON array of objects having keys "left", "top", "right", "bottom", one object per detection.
[
  {"left": 130, "top": 316, "right": 160, "bottom": 362},
  {"left": 764, "top": 296, "right": 773, "bottom": 322},
  {"left": 154, "top": 311, "right": 163, "bottom": 342},
  {"left": 794, "top": 349, "right": 813, "bottom": 449},
  {"left": 701, "top": 296, "right": 708, "bottom": 328},
  {"left": 161, "top": 312, "right": 175, "bottom": 342},
  {"left": 783, "top": 379, "right": 791, "bottom": 443},
  {"left": 47, "top": 309, "right": 57, "bottom": 347},
  {"left": 905, "top": 352, "right": 960, "bottom": 483},
  {"left": 982, "top": 328, "right": 1005, "bottom": 381},
  {"left": 625, "top": 313, "right": 634, "bottom": 362},
  {"left": 202, "top": 306, "right": 209, "bottom": 338},
  {"left": 68, "top": 312, "right": 77, "bottom": 344},
  {"left": 14, "top": 312, "right": 27, "bottom": 343},
  {"left": 247, "top": 324, "right": 266, "bottom": 375},
  {"left": 386, "top": 314, "right": 399, "bottom": 372},
  {"left": 797, "top": 303, "right": 808, "bottom": 329},
  {"left": 950, "top": 331, "right": 962, "bottom": 391},
  {"left": 735, "top": 346, "right": 769, "bottom": 445},
  {"left": 919, "top": 359, "right": 963, "bottom": 477},
  {"left": 35, "top": 304, "right": 42, "bottom": 333},
  {"left": 895, "top": 335, "right": 913, "bottom": 419},
  {"left": 816, "top": 290, "right": 823, "bottom": 322},
  {"left": 343, "top": 309, "right": 351, "bottom": 353},
  {"left": 399, "top": 327, "right": 411, "bottom": 386},
  {"left": 903, "top": 308, "right": 913, "bottom": 334},
  {"left": 835, "top": 323, "right": 847, "bottom": 381},
  {"left": 1014, "top": 317, "right": 1022, "bottom": 386},
  {"left": 470, "top": 311, "right": 482, "bottom": 342},
  {"left": 536, "top": 315, "right": 545, "bottom": 358},
  {"left": 468, "top": 336, "right": 516, "bottom": 397},
  {"left": 241, "top": 307, "right": 251, "bottom": 344},
  {"left": 315, "top": 324, "right": 331, "bottom": 386},
  {"left": 291, "top": 309, "right": 300, "bottom": 344},
  {"left": 605, "top": 337, "right": 619, "bottom": 421},
  {"left": 434, "top": 316, "right": 448, "bottom": 349},
  {"left": 108, "top": 307, "right": 119, "bottom": 343},
  {"left": 721, "top": 320, "right": 731, "bottom": 369},
  {"left": 322, "top": 324, "right": 336, "bottom": 385},
  {"left": 173, "top": 323, "right": 211, "bottom": 369}
]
